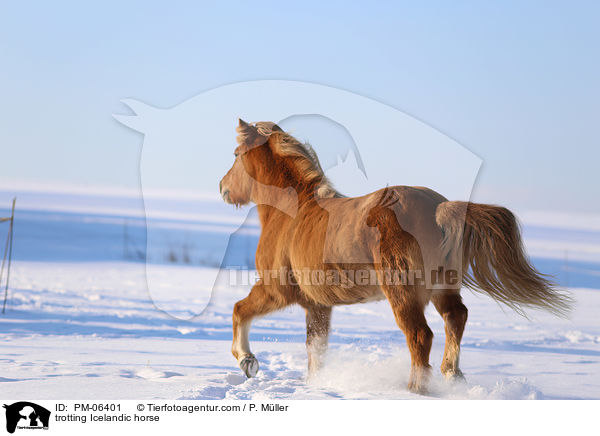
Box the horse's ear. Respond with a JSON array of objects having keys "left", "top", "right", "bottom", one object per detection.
[
  {"left": 237, "top": 118, "right": 258, "bottom": 135},
  {"left": 271, "top": 123, "right": 283, "bottom": 132},
  {"left": 237, "top": 118, "right": 260, "bottom": 145}
]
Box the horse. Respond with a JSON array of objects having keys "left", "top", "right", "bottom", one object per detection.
[{"left": 219, "top": 119, "right": 571, "bottom": 394}]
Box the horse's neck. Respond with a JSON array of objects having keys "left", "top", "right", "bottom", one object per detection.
[
  {"left": 256, "top": 196, "right": 300, "bottom": 226},
  {"left": 256, "top": 204, "right": 284, "bottom": 228},
  {"left": 251, "top": 181, "right": 309, "bottom": 224},
  {"left": 254, "top": 189, "right": 317, "bottom": 229}
]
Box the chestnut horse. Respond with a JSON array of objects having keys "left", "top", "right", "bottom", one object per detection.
[{"left": 219, "top": 119, "right": 571, "bottom": 394}]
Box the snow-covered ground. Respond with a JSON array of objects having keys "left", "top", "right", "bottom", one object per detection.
[
  {"left": 1, "top": 261, "right": 599, "bottom": 400},
  {"left": 0, "top": 188, "right": 599, "bottom": 400}
]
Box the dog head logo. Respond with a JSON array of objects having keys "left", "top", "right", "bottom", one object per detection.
[{"left": 3, "top": 402, "right": 50, "bottom": 434}]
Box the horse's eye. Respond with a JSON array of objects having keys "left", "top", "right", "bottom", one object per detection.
[{"left": 234, "top": 152, "right": 239, "bottom": 157}]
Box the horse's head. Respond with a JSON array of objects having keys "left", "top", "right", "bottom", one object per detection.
[
  {"left": 219, "top": 119, "right": 282, "bottom": 206},
  {"left": 220, "top": 118, "right": 337, "bottom": 207}
]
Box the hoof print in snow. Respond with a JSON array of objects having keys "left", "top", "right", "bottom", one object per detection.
[{"left": 239, "top": 355, "right": 259, "bottom": 378}]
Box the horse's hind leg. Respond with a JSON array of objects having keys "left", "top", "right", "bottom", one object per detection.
[
  {"left": 232, "top": 281, "right": 287, "bottom": 377},
  {"left": 303, "top": 304, "right": 332, "bottom": 376},
  {"left": 431, "top": 290, "right": 468, "bottom": 380},
  {"left": 381, "top": 282, "right": 433, "bottom": 394}
]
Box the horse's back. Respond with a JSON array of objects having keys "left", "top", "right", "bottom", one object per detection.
[
  {"left": 282, "top": 186, "right": 449, "bottom": 305},
  {"left": 288, "top": 185, "right": 447, "bottom": 267}
]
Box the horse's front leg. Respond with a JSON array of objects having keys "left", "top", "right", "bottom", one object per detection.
[
  {"left": 232, "top": 281, "right": 286, "bottom": 378},
  {"left": 304, "top": 305, "right": 332, "bottom": 376}
]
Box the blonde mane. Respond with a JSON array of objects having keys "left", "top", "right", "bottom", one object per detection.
[{"left": 237, "top": 121, "right": 340, "bottom": 198}]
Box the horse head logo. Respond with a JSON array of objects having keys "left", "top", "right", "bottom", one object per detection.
[
  {"left": 114, "top": 80, "right": 481, "bottom": 320},
  {"left": 3, "top": 402, "right": 51, "bottom": 434}
]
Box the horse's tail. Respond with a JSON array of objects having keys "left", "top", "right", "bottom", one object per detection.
[{"left": 435, "top": 201, "right": 572, "bottom": 317}]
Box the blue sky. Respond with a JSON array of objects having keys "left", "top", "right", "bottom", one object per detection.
[{"left": 1, "top": 1, "right": 598, "bottom": 213}]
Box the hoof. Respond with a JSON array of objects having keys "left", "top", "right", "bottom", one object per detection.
[
  {"left": 443, "top": 369, "right": 466, "bottom": 383},
  {"left": 407, "top": 378, "right": 429, "bottom": 395},
  {"left": 239, "top": 355, "right": 259, "bottom": 378},
  {"left": 407, "top": 366, "right": 431, "bottom": 395}
]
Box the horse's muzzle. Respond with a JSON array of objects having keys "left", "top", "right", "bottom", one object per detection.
[
  {"left": 222, "top": 190, "right": 231, "bottom": 203},
  {"left": 219, "top": 180, "right": 231, "bottom": 203}
]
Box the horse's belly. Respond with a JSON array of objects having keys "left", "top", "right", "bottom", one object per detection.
[
  {"left": 336, "top": 286, "right": 386, "bottom": 305},
  {"left": 297, "top": 274, "right": 386, "bottom": 306}
]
